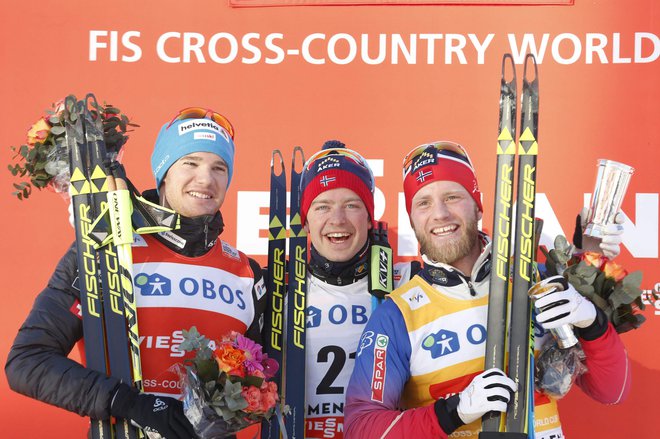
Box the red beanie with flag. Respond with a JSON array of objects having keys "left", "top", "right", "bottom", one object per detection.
[{"left": 403, "top": 141, "right": 482, "bottom": 214}]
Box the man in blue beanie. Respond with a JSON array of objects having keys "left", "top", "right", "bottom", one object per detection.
[{"left": 7, "top": 108, "right": 267, "bottom": 439}]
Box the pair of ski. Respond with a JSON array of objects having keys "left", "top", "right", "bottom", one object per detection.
[
  {"left": 66, "top": 95, "right": 178, "bottom": 439},
  {"left": 262, "top": 148, "right": 308, "bottom": 439},
  {"left": 481, "top": 53, "right": 540, "bottom": 439}
]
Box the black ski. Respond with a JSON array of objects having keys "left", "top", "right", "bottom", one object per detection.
[
  {"left": 482, "top": 53, "right": 517, "bottom": 434},
  {"left": 284, "top": 146, "right": 307, "bottom": 439},
  {"left": 81, "top": 95, "right": 140, "bottom": 439},
  {"left": 505, "top": 53, "right": 539, "bottom": 437},
  {"left": 262, "top": 150, "right": 287, "bottom": 439},
  {"left": 66, "top": 97, "right": 115, "bottom": 439}
]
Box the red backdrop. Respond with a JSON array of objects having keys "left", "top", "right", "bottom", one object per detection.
[{"left": 1, "top": 1, "right": 658, "bottom": 437}]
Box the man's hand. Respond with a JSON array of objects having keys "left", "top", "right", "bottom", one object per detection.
[
  {"left": 532, "top": 275, "right": 597, "bottom": 329},
  {"left": 577, "top": 207, "right": 625, "bottom": 259},
  {"left": 111, "top": 384, "right": 197, "bottom": 439},
  {"left": 456, "top": 369, "right": 517, "bottom": 425}
]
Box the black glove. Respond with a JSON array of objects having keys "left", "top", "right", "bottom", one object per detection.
[{"left": 111, "top": 383, "right": 197, "bottom": 438}]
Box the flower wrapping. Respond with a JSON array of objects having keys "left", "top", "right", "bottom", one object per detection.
[{"left": 176, "top": 327, "right": 279, "bottom": 439}]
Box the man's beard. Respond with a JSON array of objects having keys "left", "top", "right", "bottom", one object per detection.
[{"left": 415, "top": 214, "right": 480, "bottom": 266}]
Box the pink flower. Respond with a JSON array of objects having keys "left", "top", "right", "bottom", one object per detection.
[
  {"left": 242, "top": 386, "right": 262, "bottom": 413},
  {"left": 261, "top": 357, "right": 279, "bottom": 379},
  {"left": 52, "top": 98, "right": 66, "bottom": 115},
  {"left": 235, "top": 334, "right": 265, "bottom": 374}
]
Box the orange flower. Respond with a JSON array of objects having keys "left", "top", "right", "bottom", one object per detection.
[
  {"left": 580, "top": 251, "right": 607, "bottom": 270},
  {"left": 215, "top": 344, "right": 246, "bottom": 374},
  {"left": 603, "top": 260, "right": 628, "bottom": 282},
  {"left": 26, "top": 118, "right": 50, "bottom": 147}
]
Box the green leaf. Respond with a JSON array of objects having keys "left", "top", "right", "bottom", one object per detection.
[
  {"left": 19, "top": 145, "right": 29, "bottom": 158},
  {"left": 243, "top": 374, "right": 264, "bottom": 389},
  {"left": 609, "top": 285, "right": 630, "bottom": 310},
  {"left": 593, "top": 272, "right": 606, "bottom": 296},
  {"left": 623, "top": 271, "right": 643, "bottom": 289},
  {"left": 49, "top": 115, "right": 60, "bottom": 124},
  {"left": 105, "top": 107, "right": 121, "bottom": 115},
  {"left": 590, "top": 293, "right": 608, "bottom": 310},
  {"left": 195, "top": 358, "right": 219, "bottom": 383},
  {"left": 50, "top": 126, "right": 66, "bottom": 136}
]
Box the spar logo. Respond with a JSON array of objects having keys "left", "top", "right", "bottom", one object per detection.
[
  {"left": 422, "top": 329, "right": 460, "bottom": 359},
  {"left": 370, "top": 334, "right": 389, "bottom": 402},
  {"left": 135, "top": 273, "right": 172, "bottom": 296}
]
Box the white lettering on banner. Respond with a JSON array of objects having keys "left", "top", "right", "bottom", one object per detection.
[
  {"left": 89, "top": 30, "right": 142, "bottom": 62},
  {"left": 91, "top": 30, "right": 658, "bottom": 65},
  {"left": 640, "top": 283, "right": 660, "bottom": 316},
  {"left": 507, "top": 32, "right": 659, "bottom": 65}
]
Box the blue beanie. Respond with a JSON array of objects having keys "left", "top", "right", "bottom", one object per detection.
[{"left": 151, "top": 118, "right": 235, "bottom": 191}]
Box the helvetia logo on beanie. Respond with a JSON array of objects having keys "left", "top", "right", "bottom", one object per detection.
[{"left": 178, "top": 120, "right": 230, "bottom": 141}]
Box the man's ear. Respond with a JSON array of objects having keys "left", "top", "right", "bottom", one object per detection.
[{"left": 304, "top": 222, "right": 310, "bottom": 233}]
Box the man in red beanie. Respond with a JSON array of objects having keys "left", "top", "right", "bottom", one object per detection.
[
  {"left": 344, "top": 141, "right": 631, "bottom": 439},
  {"left": 298, "top": 141, "right": 420, "bottom": 439}
]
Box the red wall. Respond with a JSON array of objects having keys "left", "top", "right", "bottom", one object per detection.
[{"left": 1, "top": 1, "right": 658, "bottom": 437}]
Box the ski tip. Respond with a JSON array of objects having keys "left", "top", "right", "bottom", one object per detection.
[
  {"left": 271, "top": 150, "right": 285, "bottom": 175},
  {"left": 292, "top": 146, "right": 305, "bottom": 171},
  {"left": 523, "top": 54, "right": 539, "bottom": 83},
  {"left": 501, "top": 53, "right": 516, "bottom": 82}
]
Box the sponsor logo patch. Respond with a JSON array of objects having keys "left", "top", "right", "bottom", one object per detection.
[
  {"left": 70, "top": 300, "right": 82, "bottom": 319},
  {"left": 254, "top": 278, "right": 266, "bottom": 301},
  {"left": 132, "top": 235, "right": 148, "bottom": 247},
  {"left": 411, "top": 149, "right": 437, "bottom": 173},
  {"left": 370, "top": 334, "right": 389, "bottom": 402},
  {"left": 307, "top": 305, "right": 322, "bottom": 328},
  {"left": 357, "top": 330, "right": 374, "bottom": 357},
  {"left": 178, "top": 119, "right": 221, "bottom": 135},
  {"left": 135, "top": 272, "right": 172, "bottom": 296},
  {"left": 422, "top": 329, "right": 460, "bottom": 359},
  {"left": 401, "top": 287, "right": 431, "bottom": 310},
  {"left": 221, "top": 241, "right": 241, "bottom": 260},
  {"left": 158, "top": 231, "right": 186, "bottom": 249},
  {"left": 193, "top": 132, "right": 216, "bottom": 142}
]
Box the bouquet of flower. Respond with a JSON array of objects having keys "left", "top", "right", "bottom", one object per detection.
[
  {"left": 7, "top": 95, "right": 137, "bottom": 200},
  {"left": 543, "top": 235, "right": 647, "bottom": 333},
  {"left": 177, "top": 327, "right": 280, "bottom": 439}
]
